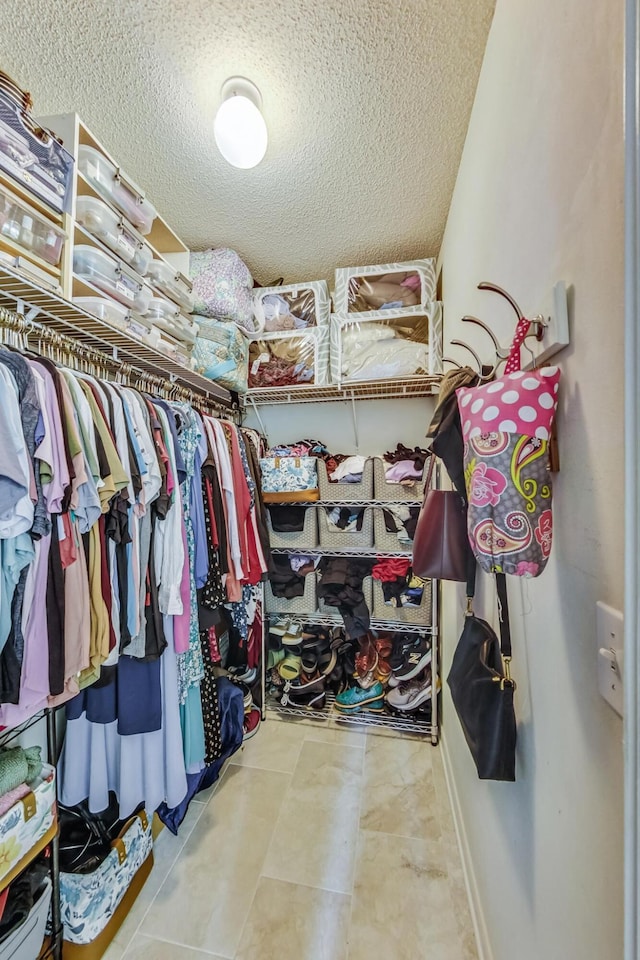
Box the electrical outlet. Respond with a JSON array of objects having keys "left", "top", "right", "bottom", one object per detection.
[
  {"left": 596, "top": 601, "right": 624, "bottom": 717},
  {"left": 523, "top": 281, "right": 570, "bottom": 369}
]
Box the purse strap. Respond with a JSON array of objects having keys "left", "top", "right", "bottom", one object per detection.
[
  {"left": 425, "top": 451, "right": 436, "bottom": 490},
  {"left": 465, "top": 560, "right": 512, "bottom": 661},
  {"left": 504, "top": 317, "right": 532, "bottom": 374}
]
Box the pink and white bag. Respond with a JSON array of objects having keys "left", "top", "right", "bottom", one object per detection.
[{"left": 456, "top": 318, "right": 560, "bottom": 578}]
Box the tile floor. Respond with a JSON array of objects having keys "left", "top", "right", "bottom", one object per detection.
[{"left": 102, "top": 716, "right": 477, "bottom": 960}]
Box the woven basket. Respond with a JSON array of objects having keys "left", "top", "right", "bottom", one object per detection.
[
  {"left": 317, "top": 576, "right": 373, "bottom": 620},
  {"left": 371, "top": 579, "right": 432, "bottom": 626},
  {"left": 317, "top": 458, "right": 374, "bottom": 502},
  {"left": 373, "top": 457, "right": 425, "bottom": 503},
  {"left": 373, "top": 508, "right": 414, "bottom": 553},
  {"left": 265, "top": 573, "right": 317, "bottom": 615},
  {"left": 318, "top": 506, "right": 373, "bottom": 549},
  {"left": 266, "top": 507, "right": 318, "bottom": 548}
]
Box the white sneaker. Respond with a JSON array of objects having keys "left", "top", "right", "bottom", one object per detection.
[{"left": 386, "top": 674, "right": 432, "bottom": 711}]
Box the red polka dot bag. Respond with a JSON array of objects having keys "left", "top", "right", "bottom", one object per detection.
[{"left": 455, "top": 318, "right": 560, "bottom": 578}]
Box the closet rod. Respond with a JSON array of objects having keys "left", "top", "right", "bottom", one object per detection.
[{"left": 0, "top": 306, "right": 237, "bottom": 420}]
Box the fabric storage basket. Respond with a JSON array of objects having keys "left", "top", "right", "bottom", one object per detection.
[
  {"left": 373, "top": 507, "right": 414, "bottom": 552},
  {"left": 317, "top": 457, "right": 374, "bottom": 502},
  {"left": 247, "top": 327, "right": 330, "bottom": 389},
  {"left": 145, "top": 258, "right": 194, "bottom": 313},
  {"left": 0, "top": 877, "right": 51, "bottom": 960},
  {"left": 0, "top": 763, "right": 56, "bottom": 884},
  {"left": 192, "top": 317, "right": 248, "bottom": 393},
  {"left": 60, "top": 809, "right": 152, "bottom": 946},
  {"left": 372, "top": 578, "right": 432, "bottom": 625},
  {"left": 254, "top": 280, "right": 330, "bottom": 332},
  {"left": 77, "top": 145, "right": 156, "bottom": 234},
  {"left": 333, "top": 258, "right": 437, "bottom": 316},
  {"left": 266, "top": 505, "right": 318, "bottom": 548},
  {"left": 329, "top": 305, "right": 443, "bottom": 385},
  {"left": 0, "top": 182, "right": 65, "bottom": 268},
  {"left": 73, "top": 245, "right": 152, "bottom": 315},
  {"left": 318, "top": 576, "right": 373, "bottom": 620},
  {"left": 75, "top": 195, "right": 152, "bottom": 276},
  {"left": 373, "top": 456, "right": 426, "bottom": 502},
  {"left": 265, "top": 572, "right": 317, "bottom": 615},
  {"left": 0, "top": 91, "right": 73, "bottom": 213},
  {"left": 260, "top": 456, "right": 319, "bottom": 503},
  {"left": 318, "top": 506, "right": 373, "bottom": 548}
]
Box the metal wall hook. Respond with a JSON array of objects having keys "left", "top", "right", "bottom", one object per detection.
[
  {"left": 477, "top": 281, "right": 524, "bottom": 320},
  {"left": 450, "top": 339, "right": 494, "bottom": 382},
  {"left": 461, "top": 315, "right": 511, "bottom": 359}
]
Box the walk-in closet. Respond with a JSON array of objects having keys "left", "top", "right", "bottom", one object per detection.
[{"left": 0, "top": 1, "right": 629, "bottom": 959}]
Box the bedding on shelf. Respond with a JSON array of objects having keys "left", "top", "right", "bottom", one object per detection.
[{"left": 248, "top": 326, "right": 330, "bottom": 387}]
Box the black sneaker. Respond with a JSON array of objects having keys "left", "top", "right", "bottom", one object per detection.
[
  {"left": 389, "top": 634, "right": 420, "bottom": 672},
  {"left": 394, "top": 638, "right": 432, "bottom": 682}
]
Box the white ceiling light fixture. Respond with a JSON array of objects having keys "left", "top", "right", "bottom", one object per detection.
[{"left": 214, "top": 77, "right": 268, "bottom": 170}]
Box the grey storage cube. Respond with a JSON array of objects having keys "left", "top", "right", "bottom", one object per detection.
[
  {"left": 373, "top": 507, "right": 414, "bottom": 553},
  {"left": 266, "top": 506, "right": 318, "bottom": 548},
  {"left": 0, "top": 877, "right": 51, "bottom": 960},
  {"left": 317, "top": 458, "right": 374, "bottom": 502},
  {"left": 318, "top": 576, "right": 373, "bottom": 620},
  {"left": 265, "top": 572, "right": 317, "bottom": 615},
  {"left": 373, "top": 457, "right": 426, "bottom": 503},
  {"left": 372, "top": 578, "right": 432, "bottom": 626},
  {"left": 318, "top": 506, "right": 373, "bottom": 549}
]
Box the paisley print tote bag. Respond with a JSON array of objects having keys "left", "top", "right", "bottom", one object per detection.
[{"left": 456, "top": 318, "right": 560, "bottom": 577}]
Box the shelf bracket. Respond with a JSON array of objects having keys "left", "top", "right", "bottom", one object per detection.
[
  {"left": 351, "top": 397, "right": 359, "bottom": 451},
  {"left": 248, "top": 395, "right": 269, "bottom": 441}
]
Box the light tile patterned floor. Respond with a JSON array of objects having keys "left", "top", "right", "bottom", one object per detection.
[{"left": 101, "top": 716, "right": 478, "bottom": 960}]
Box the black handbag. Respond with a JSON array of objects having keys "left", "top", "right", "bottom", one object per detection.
[{"left": 447, "top": 563, "right": 517, "bottom": 781}]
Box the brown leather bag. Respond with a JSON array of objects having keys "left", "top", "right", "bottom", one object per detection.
[{"left": 412, "top": 454, "right": 469, "bottom": 582}]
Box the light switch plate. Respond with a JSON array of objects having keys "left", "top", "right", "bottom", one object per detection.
[
  {"left": 596, "top": 601, "right": 624, "bottom": 717},
  {"left": 523, "top": 281, "right": 570, "bottom": 369}
]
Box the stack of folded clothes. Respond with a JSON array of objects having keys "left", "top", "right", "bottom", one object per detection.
[
  {"left": 382, "top": 443, "right": 429, "bottom": 485},
  {"left": 328, "top": 455, "right": 367, "bottom": 484}
]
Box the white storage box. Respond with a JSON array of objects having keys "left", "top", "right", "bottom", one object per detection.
[
  {"left": 254, "top": 280, "right": 330, "bottom": 332},
  {"left": 145, "top": 258, "right": 194, "bottom": 313},
  {"left": 333, "top": 258, "right": 437, "bottom": 316},
  {"left": 0, "top": 877, "right": 51, "bottom": 960},
  {"left": 318, "top": 506, "right": 373, "bottom": 549},
  {"left": 0, "top": 183, "right": 65, "bottom": 266},
  {"left": 78, "top": 145, "right": 156, "bottom": 234},
  {"left": 248, "top": 327, "right": 330, "bottom": 388},
  {"left": 265, "top": 572, "right": 317, "bottom": 615},
  {"left": 317, "top": 458, "right": 374, "bottom": 503},
  {"left": 330, "top": 305, "right": 442, "bottom": 385},
  {"left": 75, "top": 195, "right": 152, "bottom": 275},
  {"left": 155, "top": 332, "right": 192, "bottom": 367},
  {"left": 74, "top": 296, "right": 155, "bottom": 344},
  {"left": 266, "top": 506, "right": 318, "bottom": 548},
  {"left": 145, "top": 297, "right": 198, "bottom": 345},
  {"left": 73, "top": 245, "right": 152, "bottom": 314},
  {"left": 0, "top": 763, "right": 56, "bottom": 884}
]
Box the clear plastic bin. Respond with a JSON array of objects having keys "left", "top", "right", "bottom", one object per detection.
[
  {"left": 253, "top": 280, "right": 330, "bottom": 332},
  {"left": 78, "top": 144, "right": 156, "bottom": 235},
  {"left": 333, "top": 258, "right": 437, "bottom": 315},
  {"left": 330, "top": 312, "right": 432, "bottom": 384},
  {"left": 155, "top": 332, "right": 192, "bottom": 367},
  {"left": 73, "top": 244, "right": 152, "bottom": 314},
  {"left": 75, "top": 194, "right": 152, "bottom": 275},
  {"left": 74, "top": 295, "right": 154, "bottom": 344},
  {"left": 145, "top": 258, "right": 194, "bottom": 312},
  {"left": 0, "top": 184, "right": 65, "bottom": 266}
]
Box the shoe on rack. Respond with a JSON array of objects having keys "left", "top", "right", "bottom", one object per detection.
[
  {"left": 243, "top": 708, "right": 261, "bottom": 740},
  {"left": 355, "top": 634, "right": 379, "bottom": 678},
  {"left": 278, "top": 655, "right": 302, "bottom": 681},
  {"left": 385, "top": 672, "right": 432, "bottom": 712},
  {"left": 335, "top": 681, "right": 385, "bottom": 713},
  {"left": 389, "top": 634, "right": 420, "bottom": 672},
  {"left": 394, "top": 638, "right": 432, "bottom": 682},
  {"left": 267, "top": 649, "right": 286, "bottom": 670},
  {"left": 281, "top": 672, "right": 326, "bottom": 711},
  {"left": 228, "top": 664, "right": 258, "bottom": 685}
]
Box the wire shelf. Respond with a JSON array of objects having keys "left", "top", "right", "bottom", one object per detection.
[
  {"left": 267, "top": 692, "right": 437, "bottom": 739},
  {"left": 265, "top": 499, "right": 423, "bottom": 508},
  {"left": 0, "top": 263, "right": 234, "bottom": 408},
  {"left": 270, "top": 547, "right": 413, "bottom": 559},
  {"left": 266, "top": 611, "right": 436, "bottom": 636},
  {"left": 243, "top": 376, "right": 441, "bottom": 406}
]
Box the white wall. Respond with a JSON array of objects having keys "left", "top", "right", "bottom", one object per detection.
[{"left": 438, "top": 2, "right": 625, "bottom": 960}]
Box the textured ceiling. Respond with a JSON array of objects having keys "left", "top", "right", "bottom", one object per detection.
[{"left": 1, "top": 0, "right": 494, "bottom": 283}]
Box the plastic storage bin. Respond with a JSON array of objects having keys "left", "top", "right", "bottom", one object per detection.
[
  {"left": 75, "top": 195, "right": 152, "bottom": 276},
  {"left": 318, "top": 576, "right": 373, "bottom": 620},
  {"left": 373, "top": 507, "right": 414, "bottom": 552},
  {"left": 318, "top": 506, "right": 373, "bottom": 549},
  {"left": 373, "top": 457, "right": 426, "bottom": 503},
  {"left": 77, "top": 144, "right": 156, "bottom": 235},
  {"left": 73, "top": 245, "right": 152, "bottom": 315},
  {"left": 247, "top": 327, "right": 330, "bottom": 388},
  {"left": 0, "top": 91, "right": 73, "bottom": 213},
  {"left": 0, "top": 877, "right": 51, "bottom": 960},
  {"left": 333, "top": 258, "right": 437, "bottom": 316},
  {"left": 74, "top": 296, "right": 155, "bottom": 344},
  {"left": 253, "top": 280, "right": 330, "bottom": 332},
  {"left": 145, "top": 258, "right": 194, "bottom": 312},
  {"left": 265, "top": 572, "right": 317, "bottom": 615},
  {"left": 146, "top": 297, "right": 198, "bottom": 345},
  {"left": 372, "top": 578, "right": 432, "bottom": 625},
  {"left": 0, "top": 183, "right": 65, "bottom": 266},
  {"left": 317, "top": 458, "right": 374, "bottom": 503},
  {"left": 266, "top": 506, "right": 318, "bottom": 549},
  {"left": 155, "top": 332, "right": 192, "bottom": 367}
]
